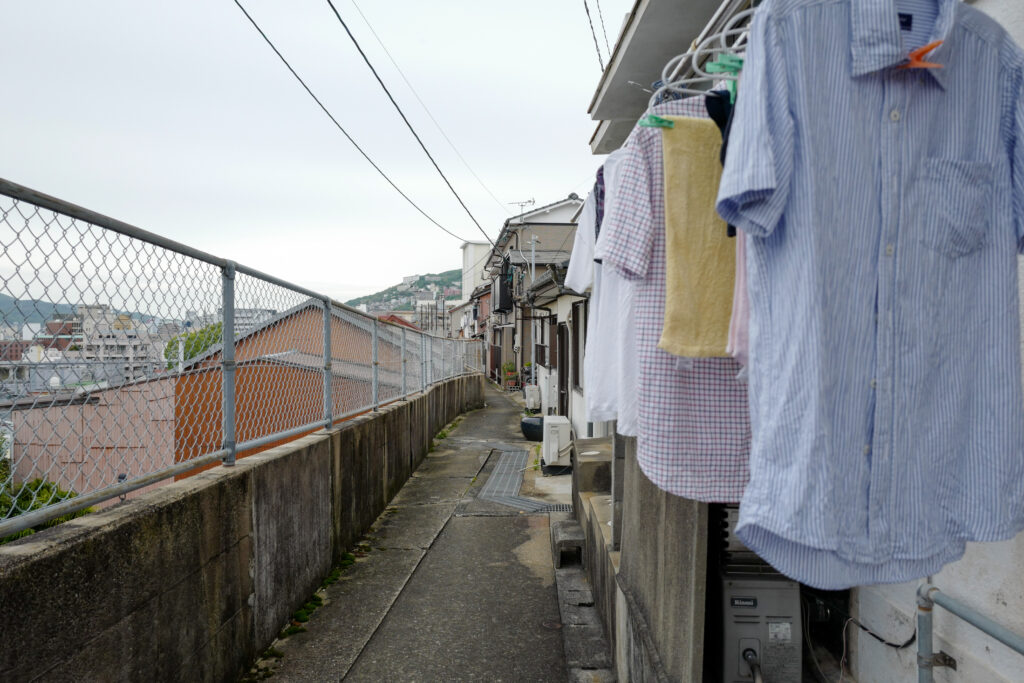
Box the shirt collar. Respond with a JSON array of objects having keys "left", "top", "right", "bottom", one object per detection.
[{"left": 850, "top": 0, "right": 959, "bottom": 89}]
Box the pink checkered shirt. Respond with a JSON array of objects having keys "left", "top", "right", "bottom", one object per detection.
[{"left": 595, "top": 97, "right": 751, "bottom": 503}]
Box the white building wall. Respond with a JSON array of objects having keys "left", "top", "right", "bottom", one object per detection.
[
  {"left": 461, "top": 242, "right": 491, "bottom": 301},
  {"left": 852, "top": 4, "right": 1024, "bottom": 681}
]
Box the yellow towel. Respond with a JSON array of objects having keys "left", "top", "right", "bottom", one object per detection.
[{"left": 657, "top": 116, "right": 735, "bottom": 358}]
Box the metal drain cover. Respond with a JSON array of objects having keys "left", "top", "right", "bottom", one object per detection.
[{"left": 479, "top": 451, "right": 574, "bottom": 513}]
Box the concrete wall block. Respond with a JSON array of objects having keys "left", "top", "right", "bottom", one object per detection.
[
  {"left": 251, "top": 435, "right": 333, "bottom": 646},
  {"left": 0, "top": 468, "right": 254, "bottom": 681},
  {"left": 0, "top": 373, "right": 483, "bottom": 683},
  {"left": 619, "top": 449, "right": 708, "bottom": 682}
]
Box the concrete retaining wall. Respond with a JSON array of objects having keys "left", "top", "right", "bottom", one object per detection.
[
  {"left": 0, "top": 374, "right": 484, "bottom": 682},
  {"left": 575, "top": 435, "right": 709, "bottom": 683}
]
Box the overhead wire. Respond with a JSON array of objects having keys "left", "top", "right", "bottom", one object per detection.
[
  {"left": 323, "top": 0, "right": 496, "bottom": 247},
  {"left": 581, "top": 0, "right": 606, "bottom": 71},
  {"left": 594, "top": 0, "right": 612, "bottom": 56},
  {"left": 231, "top": 0, "right": 470, "bottom": 243},
  {"left": 347, "top": 0, "right": 512, "bottom": 216}
]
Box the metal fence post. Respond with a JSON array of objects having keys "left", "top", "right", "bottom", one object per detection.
[
  {"left": 428, "top": 335, "right": 433, "bottom": 385},
  {"left": 421, "top": 333, "right": 427, "bottom": 389},
  {"left": 372, "top": 318, "right": 379, "bottom": 410},
  {"left": 221, "top": 261, "right": 237, "bottom": 466},
  {"left": 323, "top": 300, "right": 332, "bottom": 428},
  {"left": 401, "top": 327, "right": 407, "bottom": 398}
]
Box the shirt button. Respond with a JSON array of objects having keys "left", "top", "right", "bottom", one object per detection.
[
  {"left": 870, "top": 379, "right": 877, "bottom": 389},
  {"left": 885, "top": 244, "right": 895, "bottom": 257},
  {"left": 890, "top": 109, "right": 901, "bottom": 122},
  {"left": 864, "top": 445, "right": 872, "bottom": 455}
]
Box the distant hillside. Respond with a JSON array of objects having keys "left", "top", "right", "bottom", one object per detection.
[
  {"left": 0, "top": 293, "right": 75, "bottom": 325},
  {"left": 345, "top": 269, "right": 462, "bottom": 310}
]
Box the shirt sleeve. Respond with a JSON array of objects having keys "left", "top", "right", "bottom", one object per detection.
[
  {"left": 594, "top": 138, "right": 655, "bottom": 280},
  {"left": 716, "top": 7, "right": 793, "bottom": 238},
  {"left": 564, "top": 194, "right": 597, "bottom": 293},
  {"left": 1011, "top": 62, "right": 1024, "bottom": 252}
]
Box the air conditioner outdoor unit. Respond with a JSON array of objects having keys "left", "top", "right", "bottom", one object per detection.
[
  {"left": 541, "top": 374, "right": 557, "bottom": 414},
  {"left": 542, "top": 415, "right": 572, "bottom": 468},
  {"left": 524, "top": 384, "right": 541, "bottom": 410}
]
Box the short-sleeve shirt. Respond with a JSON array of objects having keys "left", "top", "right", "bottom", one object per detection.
[
  {"left": 598, "top": 99, "right": 751, "bottom": 503},
  {"left": 717, "top": 0, "right": 1024, "bottom": 589}
]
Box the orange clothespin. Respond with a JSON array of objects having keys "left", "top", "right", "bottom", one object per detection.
[{"left": 899, "top": 40, "right": 944, "bottom": 70}]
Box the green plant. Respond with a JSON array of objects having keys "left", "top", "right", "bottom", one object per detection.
[
  {"left": 163, "top": 321, "right": 223, "bottom": 370},
  {"left": 0, "top": 476, "right": 93, "bottom": 545}
]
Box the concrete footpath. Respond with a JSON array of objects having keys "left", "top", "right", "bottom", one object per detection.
[{"left": 248, "top": 384, "right": 575, "bottom": 682}]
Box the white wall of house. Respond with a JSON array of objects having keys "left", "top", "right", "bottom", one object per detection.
[
  {"left": 461, "top": 241, "right": 491, "bottom": 303},
  {"left": 851, "top": 4, "right": 1024, "bottom": 681}
]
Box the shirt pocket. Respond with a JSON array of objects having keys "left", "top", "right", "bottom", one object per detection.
[{"left": 917, "top": 158, "right": 994, "bottom": 258}]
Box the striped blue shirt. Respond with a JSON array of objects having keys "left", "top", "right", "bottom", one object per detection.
[{"left": 717, "top": 0, "right": 1024, "bottom": 589}]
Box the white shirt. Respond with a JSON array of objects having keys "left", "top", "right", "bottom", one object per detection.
[{"left": 596, "top": 149, "right": 638, "bottom": 435}]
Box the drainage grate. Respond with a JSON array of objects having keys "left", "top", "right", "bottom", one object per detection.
[
  {"left": 478, "top": 451, "right": 573, "bottom": 513},
  {"left": 479, "top": 450, "right": 529, "bottom": 498}
]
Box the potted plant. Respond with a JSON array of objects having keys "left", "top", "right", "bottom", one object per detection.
[{"left": 501, "top": 361, "right": 518, "bottom": 389}]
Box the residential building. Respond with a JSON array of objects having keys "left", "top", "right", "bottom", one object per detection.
[
  {"left": 482, "top": 194, "right": 582, "bottom": 384},
  {"left": 459, "top": 241, "right": 491, "bottom": 306},
  {"left": 524, "top": 263, "right": 599, "bottom": 440}
]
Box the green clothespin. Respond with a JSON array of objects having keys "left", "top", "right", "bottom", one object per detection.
[
  {"left": 638, "top": 114, "right": 674, "bottom": 129},
  {"left": 706, "top": 54, "right": 745, "bottom": 103}
]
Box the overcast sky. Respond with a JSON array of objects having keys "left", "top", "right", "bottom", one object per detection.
[{"left": 0, "top": 0, "right": 632, "bottom": 303}]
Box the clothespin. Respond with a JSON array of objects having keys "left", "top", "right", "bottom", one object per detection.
[
  {"left": 705, "top": 54, "right": 745, "bottom": 103},
  {"left": 639, "top": 114, "right": 674, "bottom": 129},
  {"left": 899, "top": 40, "right": 944, "bottom": 70}
]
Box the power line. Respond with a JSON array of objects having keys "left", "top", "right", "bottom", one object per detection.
[
  {"left": 347, "top": 0, "right": 512, "bottom": 216},
  {"left": 594, "top": 0, "right": 612, "bottom": 56},
  {"left": 231, "top": 0, "right": 469, "bottom": 243},
  {"left": 323, "top": 0, "right": 496, "bottom": 248},
  {"left": 581, "top": 0, "right": 605, "bottom": 71}
]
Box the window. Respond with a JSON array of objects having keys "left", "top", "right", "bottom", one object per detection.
[{"left": 535, "top": 317, "right": 550, "bottom": 368}]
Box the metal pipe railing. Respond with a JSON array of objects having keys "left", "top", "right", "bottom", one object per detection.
[
  {"left": 917, "top": 583, "right": 1024, "bottom": 682},
  {"left": 0, "top": 177, "right": 486, "bottom": 540}
]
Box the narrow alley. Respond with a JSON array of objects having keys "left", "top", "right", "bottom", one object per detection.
[{"left": 247, "top": 384, "right": 606, "bottom": 682}]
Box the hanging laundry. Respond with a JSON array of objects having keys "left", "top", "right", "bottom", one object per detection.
[
  {"left": 598, "top": 97, "right": 750, "bottom": 503},
  {"left": 657, "top": 116, "right": 735, "bottom": 358},
  {"left": 717, "top": 0, "right": 1024, "bottom": 589},
  {"left": 593, "top": 147, "right": 639, "bottom": 435},
  {"left": 705, "top": 90, "right": 739, "bottom": 237},
  {"left": 726, "top": 234, "right": 749, "bottom": 368}
]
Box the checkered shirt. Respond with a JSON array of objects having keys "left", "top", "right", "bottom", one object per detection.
[{"left": 595, "top": 97, "right": 751, "bottom": 503}]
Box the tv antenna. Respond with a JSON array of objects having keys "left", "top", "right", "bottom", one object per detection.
[{"left": 510, "top": 198, "right": 535, "bottom": 221}]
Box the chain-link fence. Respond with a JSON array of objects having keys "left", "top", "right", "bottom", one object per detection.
[{"left": 0, "top": 179, "right": 484, "bottom": 539}]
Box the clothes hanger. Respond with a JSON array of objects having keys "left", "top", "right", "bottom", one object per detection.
[{"left": 638, "top": 3, "right": 756, "bottom": 128}]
